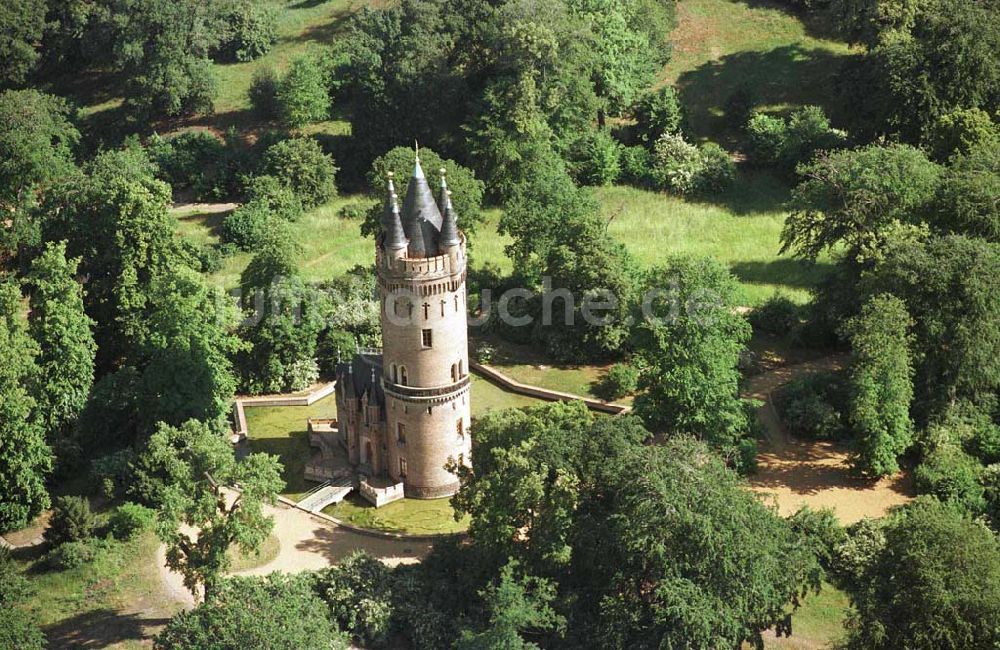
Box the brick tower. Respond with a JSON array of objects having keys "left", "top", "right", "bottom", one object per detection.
[{"left": 370, "top": 151, "right": 471, "bottom": 498}]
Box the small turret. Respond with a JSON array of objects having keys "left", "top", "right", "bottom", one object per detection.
[
  {"left": 382, "top": 172, "right": 408, "bottom": 254},
  {"left": 439, "top": 190, "right": 461, "bottom": 251}
]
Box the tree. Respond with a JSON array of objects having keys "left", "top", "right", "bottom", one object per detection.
[
  {"left": 841, "top": 294, "right": 914, "bottom": 476},
  {"left": 633, "top": 256, "right": 754, "bottom": 465},
  {"left": 275, "top": 54, "right": 331, "bottom": 127},
  {"left": 454, "top": 560, "right": 565, "bottom": 649},
  {"left": 0, "top": 548, "right": 45, "bottom": 650},
  {"left": 573, "top": 438, "right": 822, "bottom": 649},
  {"left": 137, "top": 419, "right": 283, "bottom": 600},
  {"left": 860, "top": 235, "right": 1000, "bottom": 419},
  {"left": 135, "top": 268, "right": 243, "bottom": 431},
  {"left": 44, "top": 495, "right": 97, "bottom": 546},
  {"left": 98, "top": 0, "right": 222, "bottom": 119},
  {"left": 42, "top": 146, "right": 181, "bottom": 370},
  {"left": 0, "top": 89, "right": 78, "bottom": 261},
  {"left": 781, "top": 144, "right": 941, "bottom": 262},
  {"left": 844, "top": 497, "right": 1000, "bottom": 650},
  {"left": 632, "top": 84, "right": 683, "bottom": 144},
  {"left": 261, "top": 137, "right": 337, "bottom": 209},
  {"left": 927, "top": 107, "right": 999, "bottom": 162},
  {"left": 24, "top": 241, "right": 95, "bottom": 450},
  {"left": 0, "top": 280, "right": 50, "bottom": 531},
  {"left": 314, "top": 551, "right": 395, "bottom": 646},
  {"left": 155, "top": 573, "right": 350, "bottom": 649},
  {"left": 363, "top": 146, "right": 485, "bottom": 239},
  {"left": 0, "top": 0, "right": 46, "bottom": 88},
  {"left": 930, "top": 139, "right": 1000, "bottom": 242},
  {"left": 216, "top": 0, "right": 277, "bottom": 62}
]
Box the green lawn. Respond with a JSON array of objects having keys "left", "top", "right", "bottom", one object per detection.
[
  {"left": 17, "top": 532, "right": 182, "bottom": 649},
  {"left": 662, "top": 0, "right": 854, "bottom": 144},
  {"left": 322, "top": 492, "right": 469, "bottom": 535},
  {"left": 771, "top": 581, "right": 850, "bottom": 648},
  {"left": 471, "top": 374, "right": 549, "bottom": 417},
  {"left": 243, "top": 396, "right": 338, "bottom": 501},
  {"left": 226, "top": 533, "right": 282, "bottom": 572}
]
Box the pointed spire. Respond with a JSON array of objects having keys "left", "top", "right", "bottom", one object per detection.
[
  {"left": 383, "top": 172, "right": 408, "bottom": 251},
  {"left": 401, "top": 146, "right": 442, "bottom": 257},
  {"left": 438, "top": 167, "right": 448, "bottom": 211},
  {"left": 439, "top": 189, "right": 460, "bottom": 248}
]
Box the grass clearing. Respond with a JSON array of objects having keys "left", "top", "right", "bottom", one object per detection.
[
  {"left": 244, "top": 395, "right": 338, "bottom": 501},
  {"left": 226, "top": 533, "right": 281, "bottom": 572},
  {"left": 768, "top": 581, "right": 850, "bottom": 648},
  {"left": 322, "top": 493, "right": 469, "bottom": 535},
  {"left": 17, "top": 532, "right": 182, "bottom": 649},
  {"left": 662, "top": 0, "right": 854, "bottom": 144}
]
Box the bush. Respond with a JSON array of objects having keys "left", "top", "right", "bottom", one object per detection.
[
  {"left": 774, "top": 373, "right": 847, "bottom": 440},
  {"left": 651, "top": 133, "right": 703, "bottom": 194},
  {"left": 148, "top": 131, "right": 231, "bottom": 199},
  {"left": 914, "top": 443, "right": 986, "bottom": 514},
  {"left": 90, "top": 449, "right": 136, "bottom": 500},
  {"left": 694, "top": 142, "right": 736, "bottom": 194},
  {"left": 249, "top": 66, "right": 280, "bottom": 119},
  {"left": 569, "top": 130, "right": 622, "bottom": 186},
  {"left": 597, "top": 363, "right": 640, "bottom": 400},
  {"left": 788, "top": 506, "right": 847, "bottom": 569},
  {"left": 749, "top": 294, "right": 801, "bottom": 336},
  {"left": 217, "top": 0, "right": 278, "bottom": 63},
  {"left": 619, "top": 145, "right": 655, "bottom": 186},
  {"left": 242, "top": 174, "right": 304, "bottom": 222},
  {"left": 45, "top": 537, "right": 115, "bottom": 570},
  {"left": 927, "top": 107, "right": 999, "bottom": 162},
  {"left": 261, "top": 137, "right": 338, "bottom": 208},
  {"left": 45, "top": 495, "right": 96, "bottom": 546},
  {"left": 276, "top": 55, "right": 331, "bottom": 128},
  {"left": 473, "top": 342, "right": 496, "bottom": 364},
  {"left": 830, "top": 517, "right": 886, "bottom": 593},
  {"left": 338, "top": 203, "right": 368, "bottom": 220},
  {"left": 745, "top": 113, "right": 787, "bottom": 167},
  {"left": 633, "top": 85, "right": 684, "bottom": 144},
  {"left": 108, "top": 502, "right": 155, "bottom": 541},
  {"left": 222, "top": 202, "right": 275, "bottom": 250},
  {"left": 783, "top": 105, "right": 847, "bottom": 171}
]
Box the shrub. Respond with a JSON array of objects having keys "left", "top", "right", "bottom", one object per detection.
[
  {"left": 222, "top": 202, "right": 275, "bottom": 250},
  {"left": 619, "top": 145, "right": 655, "bottom": 186},
  {"left": 830, "top": 517, "right": 886, "bottom": 593},
  {"left": 633, "top": 85, "right": 684, "bottom": 144},
  {"left": 45, "top": 495, "right": 96, "bottom": 546},
  {"left": 276, "top": 55, "right": 331, "bottom": 128},
  {"left": 745, "top": 113, "right": 787, "bottom": 167},
  {"left": 44, "top": 537, "right": 116, "bottom": 571},
  {"left": 90, "top": 449, "right": 135, "bottom": 500},
  {"left": 652, "top": 133, "right": 703, "bottom": 195},
  {"left": 248, "top": 66, "right": 280, "bottom": 119},
  {"left": 597, "top": 363, "right": 640, "bottom": 400},
  {"left": 914, "top": 443, "right": 986, "bottom": 514},
  {"left": 749, "top": 294, "right": 801, "bottom": 336},
  {"left": 242, "top": 174, "right": 304, "bottom": 222},
  {"left": 788, "top": 506, "right": 847, "bottom": 569},
  {"left": 338, "top": 203, "right": 368, "bottom": 220},
  {"left": 569, "top": 130, "right": 622, "bottom": 186},
  {"left": 474, "top": 342, "right": 496, "bottom": 364},
  {"left": 927, "top": 107, "right": 999, "bottom": 162},
  {"left": 774, "top": 373, "right": 847, "bottom": 440},
  {"left": 108, "top": 502, "right": 155, "bottom": 541},
  {"left": 217, "top": 0, "right": 278, "bottom": 63},
  {"left": 148, "top": 131, "right": 230, "bottom": 199},
  {"left": 783, "top": 105, "right": 847, "bottom": 171},
  {"left": 694, "top": 142, "right": 736, "bottom": 194},
  {"left": 261, "top": 137, "right": 338, "bottom": 208},
  {"left": 724, "top": 85, "right": 757, "bottom": 131}
]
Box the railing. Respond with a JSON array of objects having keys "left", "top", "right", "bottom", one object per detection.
[{"left": 382, "top": 375, "right": 471, "bottom": 400}]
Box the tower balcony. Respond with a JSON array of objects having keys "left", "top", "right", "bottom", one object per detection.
[{"left": 381, "top": 375, "right": 471, "bottom": 403}]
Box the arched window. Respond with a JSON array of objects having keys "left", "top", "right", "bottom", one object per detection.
[
  {"left": 400, "top": 366, "right": 408, "bottom": 386},
  {"left": 458, "top": 360, "right": 464, "bottom": 377},
  {"left": 451, "top": 364, "right": 457, "bottom": 382},
  {"left": 391, "top": 364, "right": 398, "bottom": 384}
]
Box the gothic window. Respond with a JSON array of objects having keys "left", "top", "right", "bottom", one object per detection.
[
  {"left": 391, "top": 364, "right": 398, "bottom": 383},
  {"left": 422, "top": 302, "right": 429, "bottom": 319},
  {"left": 397, "top": 422, "right": 406, "bottom": 443},
  {"left": 451, "top": 363, "right": 457, "bottom": 382},
  {"left": 458, "top": 360, "right": 464, "bottom": 377},
  {"left": 421, "top": 329, "right": 432, "bottom": 348},
  {"left": 399, "top": 457, "right": 408, "bottom": 477},
  {"left": 427, "top": 405, "right": 433, "bottom": 414},
  {"left": 456, "top": 419, "right": 464, "bottom": 437},
  {"left": 400, "top": 366, "right": 408, "bottom": 386}
]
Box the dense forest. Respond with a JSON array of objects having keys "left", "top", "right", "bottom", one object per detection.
[{"left": 1, "top": 0, "right": 999, "bottom": 648}]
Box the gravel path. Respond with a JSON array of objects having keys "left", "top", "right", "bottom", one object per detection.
[{"left": 744, "top": 355, "right": 914, "bottom": 524}]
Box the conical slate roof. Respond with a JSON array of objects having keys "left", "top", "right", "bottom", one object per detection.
[
  {"left": 400, "top": 156, "right": 443, "bottom": 258},
  {"left": 439, "top": 190, "right": 460, "bottom": 247},
  {"left": 381, "top": 174, "right": 408, "bottom": 250}
]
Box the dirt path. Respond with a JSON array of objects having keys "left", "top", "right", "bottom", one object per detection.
[
  {"left": 169, "top": 201, "right": 238, "bottom": 215},
  {"left": 158, "top": 499, "right": 430, "bottom": 609},
  {"left": 744, "top": 356, "right": 914, "bottom": 524}
]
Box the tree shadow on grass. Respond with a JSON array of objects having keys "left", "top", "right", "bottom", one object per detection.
[
  {"left": 731, "top": 258, "right": 835, "bottom": 291},
  {"left": 736, "top": 0, "right": 846, "bottom": 42},
  {"left": 676, "top": 45, "right": 850, "bottom": 145},
  {"left": 45, "top": 608, "right": 171, "bottom": 649}
]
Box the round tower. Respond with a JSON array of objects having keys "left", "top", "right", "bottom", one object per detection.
[{"left": 375, "top": 154, "right": 471, "bottom": 498}]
